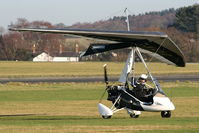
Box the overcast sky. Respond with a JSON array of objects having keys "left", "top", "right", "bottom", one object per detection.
[{"left": 0, "top": 0, "right": 198, "bottom": 29}]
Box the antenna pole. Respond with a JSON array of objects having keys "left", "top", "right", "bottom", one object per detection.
[{"left": 124, "top": 8, "right": 130, "bottom": 31}]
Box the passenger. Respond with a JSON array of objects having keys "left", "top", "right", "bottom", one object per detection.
[{"left": 133, "top": 74, "right": 149, "bottom": 99}]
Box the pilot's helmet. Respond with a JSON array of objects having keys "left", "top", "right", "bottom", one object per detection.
[{"left": 139, "top": 74, "right": 148, "bottom": 81}]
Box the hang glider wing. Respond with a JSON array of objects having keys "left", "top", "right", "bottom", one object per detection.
[{"left": 9, "top": 28, "right": 185, "bottom": 67}]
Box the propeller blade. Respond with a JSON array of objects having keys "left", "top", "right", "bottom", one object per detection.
[
  {"left": 99, "top": 64, "right": 109, "bottom": 103},
  {"left": 103, "top": 64, "right": 109, "bottom": 85}
]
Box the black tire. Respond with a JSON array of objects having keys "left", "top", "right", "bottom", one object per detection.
[
  {"left": 130, "top": 113, "right": 139, "bottom": 118},
  {"left": 161, "top": 111, "right": 171, "bottom": 118},
  {"left": 102, "top": 115, "right": 112, "bottom": 119}
]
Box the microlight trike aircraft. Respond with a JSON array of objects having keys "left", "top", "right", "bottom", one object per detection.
[{"left": 9, "top": 27, "right": 185, "bottom": 118}]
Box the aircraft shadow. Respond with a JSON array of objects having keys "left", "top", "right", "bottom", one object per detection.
[
  {"left": 0, "top": 114, "right": 45, "bottom": 117},
  {"left": 0, "top": 114, "right": 102, "bottom": 121}
]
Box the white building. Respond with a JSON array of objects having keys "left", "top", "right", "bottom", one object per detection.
[
  {"left": 53, "top": 57, "right": 79, "bottom": 62},
  {"left": 33, "top": 52, "right": 53, "bottom": 62},
  {"left": 33, "top": 52, "right": 79, "bottom": 62}
]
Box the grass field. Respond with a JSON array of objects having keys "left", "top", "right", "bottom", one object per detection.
[
  {"left": 0, "top": 82, "right": 198, "bottom": 133},
  {"left": 0, "top": 61, "right": 198, "bottom": 77}
]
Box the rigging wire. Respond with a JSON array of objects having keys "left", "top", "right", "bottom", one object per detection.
[
  {"left": 100, "top": 9, "right": 127, "bottom": 22},
  {"left": 148, "top": 38, "right": 167, "bottom": 63},
  {"left": 99, "top": 88, "right": 107, "bottom": 103},
  {"left": 140, "top": 38, "right": 167, "bottom": 74}
]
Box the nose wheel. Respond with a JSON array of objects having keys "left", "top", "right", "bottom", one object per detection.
[
  {"left": 161, "top": 111, "right": 171, "bottom": 118},
  {"left": 102, "top": 115, "right": 112, "bottom": 119}
]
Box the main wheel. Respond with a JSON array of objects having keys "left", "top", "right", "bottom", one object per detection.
[
  {"left": 130, "top": 113, "right": 139, "bottom": 118},
  {"left": 102, "top": 115, "right": 112, "bottom": 119},
  {"left": 161, "top": 111, "right": 171, "bottom": 118}
]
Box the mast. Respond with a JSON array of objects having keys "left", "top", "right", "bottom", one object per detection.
[
  {"left": 124, "top": 8, "right": 130, "bottom": 31},
  {"left": 118, "top": 8, "right": 135, "bottom": 84}
]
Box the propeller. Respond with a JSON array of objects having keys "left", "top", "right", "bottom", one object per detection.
[
  {"left": 103, "top": 64, "right": 109, "bottom": 86},
  {"left": 99, "top": 64, "right": 109, "bottom": 103}
]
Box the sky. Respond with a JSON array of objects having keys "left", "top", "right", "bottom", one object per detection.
[{"left": 0, "top": 0, "right": 198, "bottom": 29}]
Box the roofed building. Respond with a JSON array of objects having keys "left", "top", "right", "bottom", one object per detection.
[{"left": 33, "top": 52, "right": 79, "bottom": 62}]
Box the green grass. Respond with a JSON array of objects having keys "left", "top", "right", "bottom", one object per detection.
[
  {"left": 0, "top": 61, "right": 198, "bottom": 77},
  {"left": 0, "top": 82, "right": 198, "bottom": 133},
  {"left": 0, "top": 82, "right": 198, "bottom": 101},
  {"left": 0, "top": 82, "right": 104, "bottom": 101}
]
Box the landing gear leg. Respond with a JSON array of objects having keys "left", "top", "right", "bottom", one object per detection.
[{"left": 161, "top": 111, "right": 171, "bottom": 118}]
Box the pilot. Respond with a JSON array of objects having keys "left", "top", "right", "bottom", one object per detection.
[{"left": 133, "top": 74, "right": 150, "bottom": 99}]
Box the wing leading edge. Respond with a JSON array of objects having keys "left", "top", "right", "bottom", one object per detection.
[{"left": 9, "top": 28, "right": 185, "bottom": 67}]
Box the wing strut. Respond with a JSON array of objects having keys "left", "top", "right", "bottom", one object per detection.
[
  {"left": 135, "top": 47, "right": 159, "bottom": 91},
  {"left": 118, "top": 47, "right": 160, "bottom": 92}
]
